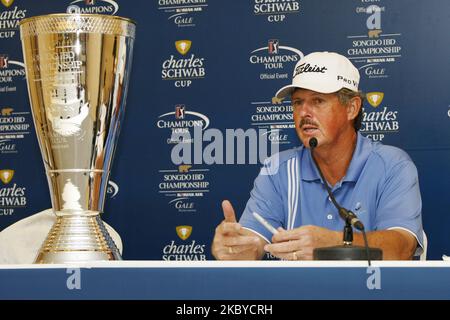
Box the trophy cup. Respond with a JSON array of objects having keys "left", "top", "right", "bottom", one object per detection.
[{"left": 19, "top": 14, "right": 136, "bottom": 263}]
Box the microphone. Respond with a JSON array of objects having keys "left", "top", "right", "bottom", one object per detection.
[
  {"left": 308, "top": 137, "right": 382, "bottom": 264},
  {"left": 308, "top": 137, "right": 364, "bottom": 231}
]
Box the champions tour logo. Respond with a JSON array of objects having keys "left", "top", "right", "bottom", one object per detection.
[
  {"left": 0, "top": 169, "right": 27, "bottom": 216},
  {"left": 347, "top": 2, "right": 402, "bottom": 79},
  {"left": 162, "top": 225, "right": 207, "bottom": 260},
  {"left": 0, "top": 54, "right": 25, "bottom": 94},
  {"left": 253, "top": 0, "right": 300, "bottom": 23},
  {"left": 249, "top": 40, "right": 303, "bottom": 80},
  {"left": 0, "top": 0, "right": 26, "bottom": 39},
  {"left": 157, "top": 105, "right": 210, "bottom": 144},
  {"left": 0, "top": 106, "right": 32, "bottom": 154},
  {"left": 67, "top": 0, "right": 119, "bottom": 15},
  {"left": 360, "top": 91, "right": 399, "bottom": 142},
  {"left": 158, "top": 0, "right": 208, "bottom": 28},
  {"left": 161, "top": 40, "right": 206, "bottom": 87}
]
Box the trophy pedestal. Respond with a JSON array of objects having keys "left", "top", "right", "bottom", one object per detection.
[{"left": 34, "top": 215, "right": 122, "bottom": 264}]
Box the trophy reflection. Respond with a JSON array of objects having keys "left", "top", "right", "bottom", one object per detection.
[{"left": 19, "top": 14, "right": 136, "bottom": 263}]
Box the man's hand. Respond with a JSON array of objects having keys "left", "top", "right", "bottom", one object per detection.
[
  {"left": 211, "top": 200, "right": 266, "bottom": 260},
  {"left": 264, "top": 225, "right": 341, "bottom": 260}
]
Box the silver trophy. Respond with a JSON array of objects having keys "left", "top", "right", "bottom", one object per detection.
[{"left": 19, "top": 14, "right": 136, "bottom": 263}]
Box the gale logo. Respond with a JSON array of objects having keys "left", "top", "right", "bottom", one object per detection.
[
  {"left": 67, "top": 0, "right": 119, "bottom": 15},
  {"left": 0, "top": 169, "right": 14, "bottom": 184},
  {"left": 169, "top": 198, "right": 195, "bottom": 213},
  {"left": 176, "top": 225, "right": 192, "bottom": 241},
  {"left": 161, "top": 40, "right": 206, "bottom": 87},
  {"left": 159, "top": 0, "right": 207, "bottom": 28},
  {"left": 358, "top": 63, "right": 387, "bottom": 79},
  {"left": 366, "top": 92, "right": 384, "bottom": 108}
]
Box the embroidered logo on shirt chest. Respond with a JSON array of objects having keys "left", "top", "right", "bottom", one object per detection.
[{"left": 354, "top": 202, "right": 367, "bottom": 215}]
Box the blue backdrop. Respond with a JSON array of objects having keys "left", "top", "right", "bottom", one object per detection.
[{"left": 0, "top": 0, "right": 449, "bottom": 260}]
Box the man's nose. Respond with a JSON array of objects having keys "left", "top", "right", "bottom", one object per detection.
[{"left": 296, "top": 102, "right": 314, "bottom": 117}]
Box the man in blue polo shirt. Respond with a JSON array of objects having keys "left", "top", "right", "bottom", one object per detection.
[{"left": 211, "top": 51, "right": 423, "bottom": 260}]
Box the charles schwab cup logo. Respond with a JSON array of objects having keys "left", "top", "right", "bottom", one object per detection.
[
  {"left": 0, "top": 106, "right": 32, "bottom": 154},
  {"left": 158, "top": 165, "right": 210, "bottom": 214},
  {"left": 161, "top": 40, "right": 206, "bottom": 87},
  {"left": 158, "top": 0, "right": 208, "bottom": 28},
  {"left": 0, "top": 0, "right": 26, "bottom": 39},
  {"left": 67, "top": 0, "right": 119, "bottom": 15},
  {"left": 250, "top": 40, "right": 303, "bottom": 81},
  {"left": 250, "top": 96, "right": 294, "bottom": 146},
  {"left": 162, "top": 225, "right": 207, "bottom": 260},
  {"left": 0, "top": 54, "right": 26, "bottom": 94},
  {"left": 0, "top": 169, "right": 27, "bottom": 216},
  {"left": 360, "top": 91, "right": 399, "bottom": 142},
  {"left": 347, "top": 1, "right": 402, "bottom": 79},
  {"left": 157, "top": 104, "right": 210, "bottom": 144},
  {"left": 253, "top": 0, "right": 301, "bottom": 23}
]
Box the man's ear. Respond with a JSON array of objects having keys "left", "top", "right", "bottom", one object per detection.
[{"left": 347, "top": 96, "right": 362, "bottom": 121}]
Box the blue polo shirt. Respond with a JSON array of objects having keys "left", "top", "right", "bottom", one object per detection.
[{"left": 240, "top": 133, "right": 424, "bottom": 255}]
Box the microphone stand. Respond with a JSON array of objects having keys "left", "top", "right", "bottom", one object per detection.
[
  {"left": 313, "top": 221, "right": 382, "bottom": 263},
  {"left": 309, "top": 139, "right": 382, "bottom": 264}
]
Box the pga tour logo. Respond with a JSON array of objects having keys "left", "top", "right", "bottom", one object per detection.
[{"left": 67, "top": 0, "right": 119, "bottom": 15}]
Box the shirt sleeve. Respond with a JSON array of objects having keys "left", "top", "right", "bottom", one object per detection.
[
  {"left": 375, "top": 160, "right": 424, "bottom": 256},
  {"left": 239, "top": 158, "right": 285, "bottom": 243}
]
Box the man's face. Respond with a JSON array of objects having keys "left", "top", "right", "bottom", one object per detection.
[{"left": 291, "top": 88, "right": 353, "bottom": 148}]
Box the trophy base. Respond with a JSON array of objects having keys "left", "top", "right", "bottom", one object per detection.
[{"left": 34, "top": 214, "right": 122, "bottom": 264}]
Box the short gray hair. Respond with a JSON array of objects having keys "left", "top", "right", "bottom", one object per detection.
[{"left": 336, "top": 88, "right": 365, "bottom": 131}]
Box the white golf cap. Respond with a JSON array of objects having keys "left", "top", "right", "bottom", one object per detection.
[{"left": 275, "top": 51, "right": 360, "bottom": 98}]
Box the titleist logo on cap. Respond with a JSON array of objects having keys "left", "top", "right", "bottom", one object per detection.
[{"left": 293, "top": 63, "right": 327, "bottom": 78}]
